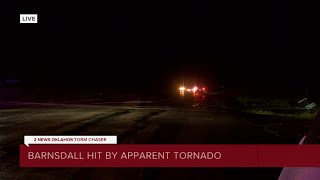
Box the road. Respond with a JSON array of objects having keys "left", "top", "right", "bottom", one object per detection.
[{"left": 0, "top": 103, "right": 284, "bottom": 180}]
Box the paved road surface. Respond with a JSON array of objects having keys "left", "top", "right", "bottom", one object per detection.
[{"left": 0, "top": 104, "right": 283, "bottom": 180}]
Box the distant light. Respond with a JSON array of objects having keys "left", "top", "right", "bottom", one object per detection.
[
  {"left": 202, "top": 87, "right": 206, "bottom": 91},
  {"left": 179, "top": 87, "right": 186, "bottom": 91},
  {"left": 180, "top": 90, "right": 185, "bottom": 96},
  {"left": 187, "top": 89, "right": 191, "bottom": 92},
  {"left": 192, "top": 86, "right": 198, "bottom": 92}
]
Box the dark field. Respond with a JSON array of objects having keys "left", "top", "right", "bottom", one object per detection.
[{"left": 0, "top": 102, "right": 314, "bottom": 180}]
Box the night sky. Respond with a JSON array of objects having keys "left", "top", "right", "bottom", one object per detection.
[{"left": 2, "top": 0, "right": 319, "bottom": 97}]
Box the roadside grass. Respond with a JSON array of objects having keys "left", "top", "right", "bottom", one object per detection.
[
  {"left": 235, "top": 96, "right": 319, "bottom": 120},
  {"left": 245, "top": 108, "right": 318, "bottom": 120},
  {"left": 236, "top": 96, "right": 293, "bottom": 108}
]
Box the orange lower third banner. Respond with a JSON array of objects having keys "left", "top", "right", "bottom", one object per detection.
[{"left": 20, "top": 145, "right": 320, "bottom": 167}]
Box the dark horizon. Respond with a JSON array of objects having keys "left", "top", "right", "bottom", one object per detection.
[{"left": 2, "top": 0, "right": 319, "bottom": 97}]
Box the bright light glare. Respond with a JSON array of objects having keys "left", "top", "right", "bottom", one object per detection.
[
  {"left": 187, "top": 89, "right": 191, "bottom": 92},
  {"left": 179, "top": 87, "right": 186, "bottom": 91},
  {"left": 192, "top": 86, "right": 198, "bottom": 92}
]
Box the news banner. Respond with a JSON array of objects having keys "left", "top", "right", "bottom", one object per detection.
[{"left": 20, "top": 135, "right": 320, "bottom": 167}]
